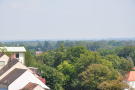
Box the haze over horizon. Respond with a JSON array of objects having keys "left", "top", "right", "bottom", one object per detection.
[{"left": 0, "top": 0, "right": 135, "bottom": 41}]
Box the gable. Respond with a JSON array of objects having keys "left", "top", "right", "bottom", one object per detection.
[{"left": 9, "top": 71, "right": 50, "bottom": 90}]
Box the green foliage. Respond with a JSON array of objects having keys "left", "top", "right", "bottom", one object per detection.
[
  {"left": 66, "top": 46, "right": 86, "bottom": 58},
  {"left": 98, "top": 48, "right": 116, "bottom": 56},
  {"left": 117, "top": 46, "right": 135, "bottom": 64},
  {"left": 98, "top": 80, "right": 128, "bottom": 90},
  {"left": 105, "top": 55, "right": 134, "bottom": 72},
  {"left": 36, "top": 51, "right": 56, "bottom": 66},
  {"left": 0, "top": 48, "right": 12, "bottom": 56},
  {"left": 57, "top": 61, "right": 76, "bottom": 89},
  {"left": 25, "top": 50, "right": 37, "bottom": 66},
  {"left": 79, "top": 64, "right": 120, "bottom": 89},
  {"left": 75, "top": 51, "right": 101, "bottom": 73},
  {"left": 100, "top": 59, "right": 113, "bottom": 68},
  {"left": 36, "top": 64, "right": 66, "bottom": 90},
  {"left": 25, "top": 50, "right": 66, "bottom": 90},
  {"left": 24, "top": 44, "right": 134, "bottom": 90},
  {"left": 57, "top": 61, "right": 75, "bottom": 77},
  {"left": 53, "top": 51, "right": 65, "bottom": 67},
  {"left": 117, "top": 46, "right": 135, "bottom": 58}
]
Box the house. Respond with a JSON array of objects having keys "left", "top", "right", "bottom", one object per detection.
[
  {"left": 0, "top": 59, "right": 44, "bottom": 82},
  {"left": 21, "top": 82, "right": 45, "bottom": 90},
  {"left": 0, "top": 55, "right": 9, "bottom": 69},
  {"left": 0, "top": 47, "right": 50, "bottom": 90},
  {"left": 0, "top": 59, "right": 50, "bottom": 90},
  {"left": 0, "top": 47, "right": 26, "bottom": 64},
  {"left": 0, "top": 59, "right": 28, "bottom": 80},
  {"left": 0, "top": 68, "right": 50, "bottom": 90},
  {"left": 125, "top": 68, "right": 135, "bottom": 90}
]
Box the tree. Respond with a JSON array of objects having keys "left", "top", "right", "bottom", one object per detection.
[
  {"left": 57, "top": 61, "right": 75, "bottom": 77},
  {"left": 67, "top": 46, "right": 86, "bottom": 58},
  {"left": 117, "top": 46, "right": 135, "bottom": 58},
  {"left": 34, "top": 64, "right": 66, "bottom": 90},
  {"left": 75, "top": 51, "right": 101, "bottom": 73},
  {"left": 98, "top": 80, "right": 128, "bottom": 90},
  {"left": 105, "top": 55, "right": 134, "bottom": 72},
  {"left": 79, "top": 64, "right": 120, "bottom": 90},
  {"left": 25, "top": 50, "right": 37, "bottom": 66},
  {"left": 36, "top": 51, "right": 55, "bottom": 67},
  {"left": 57, "top": 61, "right": 76, "bottom": 90},
  {"left": 43, "top": 41, "right": 52, "bottom": 51}
]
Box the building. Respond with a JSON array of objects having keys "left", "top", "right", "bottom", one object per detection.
[
  {"left": 35, "top": 51, "right": 43, "bottom": 56},
  {"left": 0, "top": 47, "right": 50, "bottom": 90},
  {"left": 0, "top": 68, "right": 49, "bottom": 90},
  {"left": 124, "top": 68, "right": 135, "bottom": 90},
  {"left": 0, "top": 47, "right": 26, "bottom": 64},
  {"left": 0, "top": 57, "right": 50, "bottom": 90},
  {"left": 0, "top": 59, "right": 29, "bottom": 80}
]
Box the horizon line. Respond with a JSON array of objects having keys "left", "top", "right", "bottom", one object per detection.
[{"left": 1, "top": 37, "right": 135, "bottom": 42}]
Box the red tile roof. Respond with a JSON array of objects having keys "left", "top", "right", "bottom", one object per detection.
[{"left": 127, "top": 71, "right": 135, "bottom": 81}]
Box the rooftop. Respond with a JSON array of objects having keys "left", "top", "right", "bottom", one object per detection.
[
  {"left": 0, "top": 68, "right": 27, "bottom": 86},
  {"left": 126, "top": 71, "right": 135, "bottom": 81},
  {"left": 0, "top": 59, "right": 19, "bottom": 76},
  {"left": 0, "top": 47, "right": 26, "bottom": 52},
  {"left": 21, "top": 82, "right": 38, "bottom": 90}
]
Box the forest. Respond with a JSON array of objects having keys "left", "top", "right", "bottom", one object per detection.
[{"left": 2, "top": 40, "right": 135, "bottom": 90}]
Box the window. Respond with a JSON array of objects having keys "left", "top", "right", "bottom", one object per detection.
[
  {"left": 16, "top": 53, "right": 19, "bottom": 58},
  {"left": 0, "top": 61, "right": 5, "bottom": 66}
]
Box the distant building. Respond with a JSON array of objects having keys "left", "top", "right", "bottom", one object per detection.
[
  {"left": 0, "top": 47, "right": 26, "bottom": 64},
  {"left": 35, "top": 51, "right": 43, "bottom": 56}
]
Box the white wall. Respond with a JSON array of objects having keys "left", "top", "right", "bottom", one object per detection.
[
  {"left": 127, "top": 81, "right": 135, "bottom": 89},
  {"left": 9, "top": 70, "right": 49, "bottom": 90},
  {"left": 19, "top": 53, "right": 25, "bottom": 64}
]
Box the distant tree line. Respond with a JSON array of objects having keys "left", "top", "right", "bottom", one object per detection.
[{"left": 2, "top": 40, "right": 135, "bottom": 52}]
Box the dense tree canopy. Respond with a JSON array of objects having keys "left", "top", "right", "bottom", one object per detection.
[
  {"left": 79, "top": 64, "right": 120, "bottom": 89},
  {"left": 22, "top": 40, "right": 135, "bottom": 90}
]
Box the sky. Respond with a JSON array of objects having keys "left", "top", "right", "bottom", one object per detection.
[{"left": 0, "top": 0, "right": 135, "bottom": 41}]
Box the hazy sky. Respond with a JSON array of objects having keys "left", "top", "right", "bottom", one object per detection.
[{"left": 0, "top": 0, "right": 135, "bottom": 40}]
